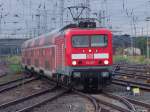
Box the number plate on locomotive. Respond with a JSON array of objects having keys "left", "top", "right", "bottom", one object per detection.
[
  {"left": 86, "top": 54, "right": 94, "bottom": 59},
  {"left": 86, "top": 61, "right": 95, "bottom": 64}
]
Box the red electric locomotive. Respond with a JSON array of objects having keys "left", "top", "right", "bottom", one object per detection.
[{"left": 21, "top": 22, "right": 113, "bottom": 91}]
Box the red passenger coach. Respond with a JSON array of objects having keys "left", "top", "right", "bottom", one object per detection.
[{"left": 22, "top": 23, "right": 113, "bottom": 91}]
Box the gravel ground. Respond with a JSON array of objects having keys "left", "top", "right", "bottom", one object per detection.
[
  {"left": 0, "top": 79, "right": 51, "bottom": 104},
  {"left": 31, "top": 94, "right": 95, "bottom": 112}
]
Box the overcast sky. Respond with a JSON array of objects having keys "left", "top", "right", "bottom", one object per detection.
[{"left": 0, "top": 0, "right": 150, "bottom": 38}]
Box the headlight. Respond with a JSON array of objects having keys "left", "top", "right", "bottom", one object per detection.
[
  {"left": 89, "top": 49, "right": 92, "bottom": 52},
  {"left": 72, "top": 61, "right": 77, "bottom": 65},
  {"left": 104, "top": 60, "right": 109, "bottom": 65}
]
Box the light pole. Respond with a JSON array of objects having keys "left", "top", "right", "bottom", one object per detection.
[{"left": 145, "top": 17, "right": 150, "bottom": 59}]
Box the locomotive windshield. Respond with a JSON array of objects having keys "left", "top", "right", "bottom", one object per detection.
[
  {"left": 72, "top": 35, "right": 108, "bottom": 47},
  {"left": 91, "top": 35, "right": 107, "bottom": 47},
  {"left": 72, "top": 36, "right": 89, "bottom": 47}
]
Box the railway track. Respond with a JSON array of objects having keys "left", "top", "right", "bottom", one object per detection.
[
  {"left": 124, "top": 97, "right": 150, "bottom": 111},
  {"left": 104, "top": 84, "right": 150, "bottom": 111},
  {"left": 74, "top": 91, "right": 100, "bottom": 112},
  {"left": 114, "top": 67, "right": 150, "bottom": 75},
  {"left": 114, "top": 71, "right": 150, "bottom": 80},
  {"left": 113, "top": 63, "right": 149, "bottom": 68},
  {"left": 112, "top": 63, "right": 150, "bottom": 90},
  {"left": 113, "top": 67, "right": 150, "bottom": 78},
  {"left": 1, "top": 63, "right": 146, "bottom": 112},
  {"left": 0, "top": 88, "right": 54, "bottom": 108},
  {"left": 0, "top": 76, "right": 137, "bottom": 112},
  {"left": 91, "top": 92, "right": 136, "bottom": 112},
  {"left": 0, "top": 73, "right": 7, "bottom": 78},
  {"left": 0, "top": 72, "right": 99, "bottom": 112},
  {"left": 47, "top": 79, "right": 100, "bottom": 112},
  {"left": 0, "top": 75, "right": 31, "bottom": 87},
  {"left": 0, "top": 85, "right": 66, "bottom": 112},
  {"left": 73, "top": 89, "right": 137, "bottom": 112},
  {"left": 15, "top": 88, "right": 69, "bottom": 112},
  {"left": 104, "top": 87, "right": 150, "bottom": 112},
  {"left": 111, "top": 64, "right": 150, "bottom": 111},
  {"left": 0, "top": 76, "right": 38, "bottom": 93},
  {"left": 113, "top": 64, "right": 150, "bottom": 72},
  {"left": 113, "top": 78, "right": 150, "bottom": 90},
  {"left": 23, "top": 75, "right": 139, "bottom": 112}
]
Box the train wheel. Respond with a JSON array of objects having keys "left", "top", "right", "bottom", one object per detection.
[
  {"left": 67, "top": 76, "right": 73, "bottom": 89},
  {"left": 23, "top": 70, "right": 29, "bottom": 77},
  {"left": 56, "top": 74, "right": 60, "bottom": 86},
  {"left": 83, "top": 77, "right": 99, "bottom": 92},
  {"left": 83, "top": 77, "right": 89, "bottom": 92},
  {"left": 38, "top": 70, "right": 44, "bottom": 79},
  {"left": 91, "top": 77, "right": 98, "bottom": 91},
  {"left": 30, "top": 68, "right": 35, "bottom": 76},
  {"left": 23, "top": 68, "right": 32, "bottom": 77},
  {"left": 63, "top": 76, "right": 68, "bottom": 86}
]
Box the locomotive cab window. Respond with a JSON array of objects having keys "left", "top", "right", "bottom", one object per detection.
[
  {"left": 91, "top": 35, "right": 108, "bottom": 47},
  {"left": 72, "top": 36, "right": 89, "bottom": 47},
  {"left": 72, "top": 35, "right": 108, "bottom": 47}
]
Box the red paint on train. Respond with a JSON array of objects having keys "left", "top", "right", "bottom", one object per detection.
[{"left": 21, "top": 26, "right": 113, "bottom": 90}]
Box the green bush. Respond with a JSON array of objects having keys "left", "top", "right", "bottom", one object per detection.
[
  {"left": 5, "top": 56, "right": 22, "bottom": 74},
  {"left": 8, "top": 64, "right": 22, "bottom": 74}
]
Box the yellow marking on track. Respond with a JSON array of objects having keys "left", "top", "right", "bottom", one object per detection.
[{"left": 132, "top": 87, "right": 140, "bottom": 96}]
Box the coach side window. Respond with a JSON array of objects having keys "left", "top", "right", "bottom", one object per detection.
[
  {"left": 40, "top": 49, "right": 43, "bottom": 56},
  {"left": 30, "top": 50, "right": 32, "bottom": 56},
  {"left": 37, "top": 50, "right": 39, "bottom": 56},
  {"left": 31, "top": 50, "right": 34, "bottom": 56},
  {"left": 35, "top": 59, "right": 39, "bottom": 67},
  {"left": 25, "top": 50, "right": 28, "bottom": 56},
  {"left": 45, "top": 60, "right": 50, "bottom": 70}
]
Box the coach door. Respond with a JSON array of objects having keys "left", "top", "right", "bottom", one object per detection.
[{"left": 50, "top": 46, "right": 56, "bottom": 72}]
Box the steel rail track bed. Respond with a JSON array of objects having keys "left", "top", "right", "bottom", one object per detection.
[
  {"left": 0, "top": 75, "right": 32, "bottom": 87},
  {"left": 15, "top": 88, "right": 69, "bottom": 112},
  {"left": 113, "top": 78, "right": 150, "bottom": 90},
  {"left": 0, "top": 86, "right": 60, "bottom": 112},
  {"left": 0, "top": 77, "right": 38, "bottom": 93},
  {"left": 90, "top": 91, "right": 136, "bottom": 112}
]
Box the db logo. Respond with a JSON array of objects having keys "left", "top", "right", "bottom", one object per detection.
[{"left": 86, "top": 54, "right": 94, "bottom": 59}]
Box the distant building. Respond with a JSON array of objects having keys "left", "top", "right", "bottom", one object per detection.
[
  {"left": 113, "top": 35, "right": 131, "bottom": 55},
  {"left": 124, "top": 47, "right": 141, "bottom": 55},
  {"left": 0, "top": 38, "right": 28, "bottom": 56}
]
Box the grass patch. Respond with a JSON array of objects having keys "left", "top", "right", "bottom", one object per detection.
[
  {"left": 8, "top": 64, "right": 22, "bottom": 74},
  {"left": 1, "top": 56, "right": 22, "bottom": 74},
  {"left": 113, "top": 55, "right": 129, "bottom": 63},
  {"left": 113, "top": 55, "right": 150, "bottom": 64}
]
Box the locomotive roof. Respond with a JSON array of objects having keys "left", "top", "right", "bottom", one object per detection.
[{"left": 22, "top": 25, "right": 111, "bottom": 49}]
